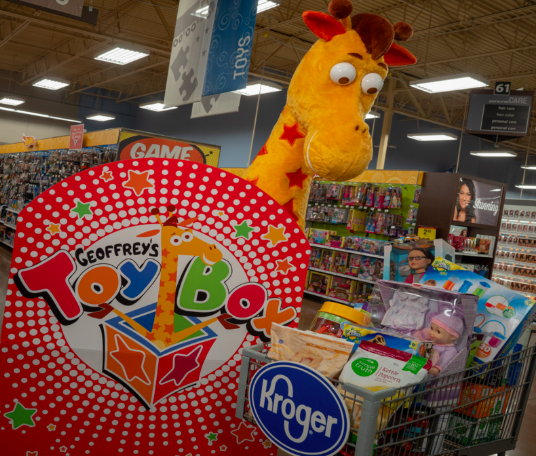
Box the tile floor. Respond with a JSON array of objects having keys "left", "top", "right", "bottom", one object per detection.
[{"left": 0, "top": 245, "right": 535, "bottom": 456}]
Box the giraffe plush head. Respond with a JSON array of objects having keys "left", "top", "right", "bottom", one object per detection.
[
  {"left": 137, "top": 205, "right": 223, "bottom": 266},
  {"left": 288, "top": 0, "right": 417, "bottom": 181}
]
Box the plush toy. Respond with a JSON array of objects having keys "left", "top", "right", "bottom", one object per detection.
[
  {"left": 414, "top": 313, "right": 464, "bottom": 376},
  {"left": 243, "top": 0, "right": 417, "bottom": 231}
]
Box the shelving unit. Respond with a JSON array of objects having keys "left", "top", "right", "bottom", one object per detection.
[
  {"left": 308, "top": 267, "right": 377, "bottom": 285},
  {"left": 0, "top": 240, "right": 13, "bottom": 248},
  {"left": 309, "top": 243, "right": 384, "bottom": 259},
  {"left": 303, "top": 290, "right": 351, "bottom": 305},
  {"left": 6, "top": 208, "right": 20, "bottom": 215}
]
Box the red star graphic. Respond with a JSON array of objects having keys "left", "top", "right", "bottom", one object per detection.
[
  {"left": 155, "top": 306, "right": 166, "bottom": 318},
  {"left": 146, "top": 333, "right": 157, "bottom": 342},
  {"left": 160, "top": 346, "right": 203, "bottom": 386},
  {"left": 165, "top": 336, "right": 173, "bottom": 345},
  {"left": 164, "top": 323, "right": 175, "bottom": 334},
  {"left": 280, "top": 123, "right": 305, "bottom": 146},
  {"left": 166, "top": 291, "right": 176, "bottom": 303},
  {"left": 286, "top": 167, "right": 309, "bottom": 189},
  {"left": 257, "top": 143, "right": 268, "bottom": 156},
  {"left": 26, "top": 452, "right": 38, "bottom": 456},
  {"left": 161, "top": 248, "right": 171, "bottom": 258},
  {"left": 231, "top": 422, "right": 256, "bottom": 444},
  {"left": 100, "top": 170, "right": 113, "bottom": 182},
  {"left": 110, "top": 335, "right": 150, "bottom": 384},
  {"left": 247, "top": 176, "right": 259, "bottom": 187},
  {"left": 276, "top": 258, "right": 293, "bottom": 274},
  {"left": 153, "top": 321, "right": 162, "bottom": 331},
  {"left": 60, "top": 446, "right": 68, "bottom": 453},
  {"left": 282, "top": 199, "right": 298, "bottom": 221},
  {"left": 123, "top": 170, "right": 154, "bottom": 196}
]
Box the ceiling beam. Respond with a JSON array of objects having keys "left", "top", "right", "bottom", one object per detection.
[{"left": 0, "top": 18, "right": 31, "bottom": 51}]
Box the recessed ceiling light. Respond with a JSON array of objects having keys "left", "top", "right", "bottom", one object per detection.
[
  {"left": 409, "top": 73, "right": 489, "bottom": 93},
  {"left": 470, "top": 150, "right": 517, "bottom": 157},
  {"left": 516, "top": 185, "right": 536, "bottom": 189},
  {"left": 140, "top": 101, "right": 178, "bottom": 112},
  {"left": 194, "top": 0, "right": 279, "bottom": 17},
  {"left": 95, "top": 45, "right": 149, "bottom": 65},
  {"left": 521, "top": 166, "right": 536, "bottom": 169},
  {"left": 0, "top": 95, "right": 25, "bottom": 106},
  {"left": 32, "top": 78, "right": 70, "bottom": 90},
  {"left": 86, "top": 113, "right": 116, "bottom": 121},
  {"left": 233, "top": 81, "right": 282, "bottom": 96},
  {"left": 366, "top": 110, "right": 380, "bottom": 119},
  {"left": 407, "top": 133, "right": 458, "bottom": 141},
  {"left": 0, "top": 106, "right": 80, "bottom": 122}
]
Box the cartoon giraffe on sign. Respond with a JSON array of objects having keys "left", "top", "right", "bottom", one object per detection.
[
  {"left": 243, "top": 0, "right": 417, "bottom": 230},
  {"left": 137, "top": 205, "right": 224, "bottom": 349}
]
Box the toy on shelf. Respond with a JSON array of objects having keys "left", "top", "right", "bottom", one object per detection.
[
  {"left": 319, "top": 250, "right": 335, "bottom": 271},
  {"left": 359, "top": 257, "right": 377, "bottom": 280},
  {"left": 309, "top": 247, "right": 323, "bottom": 268},
  {"left": 308, "top": 272, "right": 331, "bottom": 295},
  {"left": 333, "top": 251, "right": 349, "bottom": 274},
  {"left": 329, "top": 277, "right": 356, "bottom": 302},
  {"left": 347, "top": 254, "right": 362, "bottom": 277}
]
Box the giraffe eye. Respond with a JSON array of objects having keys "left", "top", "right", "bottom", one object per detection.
[
  {"left": 170, "top": 235, "right": 182, "bottom": 246},
  {"left": 330, "top": 62, "right": 356, "bottom": 85},
  {"left": 182, "top": 232, "right": 193, "bottom": 242},
  {"left": 361, "top": 73, "right": 384, "bottom": 94}
]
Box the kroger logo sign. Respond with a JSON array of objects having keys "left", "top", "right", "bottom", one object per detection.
[{"left": 249, "top": 361, "right": 349, "bottom": 456}]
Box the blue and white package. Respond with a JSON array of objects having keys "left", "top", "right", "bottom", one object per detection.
[{"left": 420, "top": 257, "right": 536, "bottom": 366}]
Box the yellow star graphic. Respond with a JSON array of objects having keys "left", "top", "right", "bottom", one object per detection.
[
  {"left": 261, "top": 225, "right": 287, "bottom": 247},
  {"left": 46, "top": 223, "right": 61, "bottom": 235},
  {"left": 262, "top": 440, "right": 272, "bottom": 448},
  {"left": 217, "top": 210, "right": 225, "bottom": 217},
  {"left": 47, "top": 423, "right": 56, "bottom": 431}
]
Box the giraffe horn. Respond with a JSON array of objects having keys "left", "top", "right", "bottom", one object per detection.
[
  {"left": 328, "top": 0, "right": 352, "bottom": 30},
  {"left": 150, "top": 207, "right": 164, "bottom": 227}
]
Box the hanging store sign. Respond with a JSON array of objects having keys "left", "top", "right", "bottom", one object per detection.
[
  {"left": 249, "top": 361, "right": 350, "bottom": 456},
  {"left": 191, "top": 92, "right": 242, "bottom": 118},
  {"left": 164, "top": 0, "right": 256, "bottom": 107},
  {"left": 0, "top": 158, "right": 309, "bottom": 455},
  {"left": 22, "top": 134, "right": 36, "bottom": 148},
  {"left": 465, "top": 89, "right": 534, "bottom": 138},
  {"left": 69, "top": 124, "right": 84, "bottom": 150},
  {"left": 117, "top": 129, "right": 221, "bottom": 166},
  {"left": 7, "top": 0, "right": 84, "bottom": 17}
]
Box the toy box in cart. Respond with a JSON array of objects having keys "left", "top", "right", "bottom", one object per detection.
[{"left": 420, "top": 257, "right": 536, "bottom": 369}]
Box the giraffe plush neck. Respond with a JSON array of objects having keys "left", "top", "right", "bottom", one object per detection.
[{"left": 243, "top": 0, "right": 417, "bottom": 230}]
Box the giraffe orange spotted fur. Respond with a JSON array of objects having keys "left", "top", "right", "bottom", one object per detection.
[
  {"left": 137, "top": 206, "right": 223, "bottom": 349},
  {"left": 243, "top": 0, "right": 416, "bottom": 231}
]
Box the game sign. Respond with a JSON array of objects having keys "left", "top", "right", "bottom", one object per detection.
[{"left": 0, "top": 158, "right": 310, "bottom": 455}]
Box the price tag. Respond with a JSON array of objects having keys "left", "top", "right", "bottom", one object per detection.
[{"left": 418, "top": 226, "right": 437, "bottom": 240}]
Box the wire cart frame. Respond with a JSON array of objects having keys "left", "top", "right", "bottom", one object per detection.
[{"left": 236, "top": 339, "right": 536, "bottom": 456}]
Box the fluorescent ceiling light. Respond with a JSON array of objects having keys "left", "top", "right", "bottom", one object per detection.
[
  {"left": 516, "top": 185, "right": 536, "bottom": 189},
  {"left": 407, "top": 133, "right": 458, "bottom": 141},
  {"left": 32, "top": 78, "right": 69, "bottom": 90},
  {"left": 140, "top": 101, "right": 178, "bottom": 112},
  {"left": 95, "top": 45, "right": 149, "bottom": 65},
  {"left": 0, "top": 95, "right": 24, "bottom": 106},
  {"left": 257, "top": 0, "right": 280, "bottom": 13},
  {"left": 233, "top": 81, "right": 282, "bottom": 96},
  {"left": 86, "top": 113, "right": 116, "bottom": 121},
  {"left": 490, "top": 189, "right": 502, "bottom": 192},
  {"left": 470, "top": 150, "right": 517, "bottom": 157},
  {"left": 366, "top": 110, "right": 381, "bottom": 119},
  {"left": 521, "top": 166, "right": 536, "bottom": 170},
  {"left": 409, "top": 73, "right": 489, "bottom": 93},
  {"left": 193, "top": 5, "right": 209, "bottom": 17},
  {"left": 0, "top": 106, "right": 80, "bottom": 122}
]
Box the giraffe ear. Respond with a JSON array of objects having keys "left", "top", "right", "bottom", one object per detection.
[
  {"left": 303, "top": 11, "right": 346, "bottom": 42},
  {"left": 384, "top": 42, "right": 417, "bottom": 66}
]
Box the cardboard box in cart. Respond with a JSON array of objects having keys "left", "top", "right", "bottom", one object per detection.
[
  {"left": 456, "top": 381, "right": 510, "bottom": 419},
  {"left": 447, "top": 413, "right": 502, "bottom": 446},
  {"left": 420, "top": 258, "right": 536, "bottom": 367}
]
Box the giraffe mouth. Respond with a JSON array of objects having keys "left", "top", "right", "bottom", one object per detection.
[{"left": 202, "top": 254, "right": 216, "bottom": 266}]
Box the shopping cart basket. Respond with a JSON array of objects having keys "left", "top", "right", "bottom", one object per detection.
[{"left": 236, "top": 341, "right": 536, "bottom": 456}]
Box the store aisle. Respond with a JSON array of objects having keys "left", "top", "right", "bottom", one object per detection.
[{"left": 0, "top": 247, "right": 534, "bottom": 456}]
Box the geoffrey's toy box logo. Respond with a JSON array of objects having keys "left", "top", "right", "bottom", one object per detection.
[{"left": 2, "top": 159, "right": 308, "bottom": 418}]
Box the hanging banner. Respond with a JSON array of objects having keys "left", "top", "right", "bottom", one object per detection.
[
  {"left": 117, "top": 129, "right": 221, "bottom": 166},
  {"left": 164, "top": 0, "right": 256, "bottom": 107},
  {"left": 70, "top": 124, "right": 85, "bottom": 150},
  {"left": 0, "top": 158, "right": 309, "bottom": 455},
  {"left": 191, "top": 92, "right": 241, "bottom": 118},
  {"left": 7, "top": 0, "right": 84, "bottom": 17}
]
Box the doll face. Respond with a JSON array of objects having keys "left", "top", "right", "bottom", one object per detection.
[
  {"left": 429, "top": 323, "right": 457, "bottom": 345},
  {"left": 408, "top": 250, "right": 431, "bottom": 273}
]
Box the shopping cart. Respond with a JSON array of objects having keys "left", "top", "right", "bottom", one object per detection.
[{"left": 236, "top": 340, "right": 536, "bottom": 456}]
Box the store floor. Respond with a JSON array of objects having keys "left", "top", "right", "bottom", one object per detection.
[{"left": 0, "top": 246, "right": 535, "bottom": 456}]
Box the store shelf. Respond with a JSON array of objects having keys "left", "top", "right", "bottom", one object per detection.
[
  {"left": 303, "top": 290, "right": 352, "bottom": 306},
  {"left": 495, "top": 259, "right": 536, "bottom": 268},
  {"left": 308, "top": 267, "right": 377, "bottom": 285},
  {"left": 0, "top": 240, "right": 13, "bottom": 248},
  {"left": 0, "top": 221, "right": 16, "bottom": 230},
  {"left": 493, "top": 273, "right": 536, "bottom": 284},
  {"left": 6, "top": 208, "right": 21, "bottom": 214},
  {"left": 500, "top": 231, "right": 536, "bottom": 238},
  {"left": 454, "top": 251, "right": 494, "bottom": 258},
  {"left": 309, "top": 243, "right": 384, "bottom": 259},
  {"left": 497, "top": 244, "right": 536, "bottom": 253}
]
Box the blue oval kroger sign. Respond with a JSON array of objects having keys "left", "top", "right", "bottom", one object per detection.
[{"left": 249, "top": 361, "right": 350, "bottom": 456}]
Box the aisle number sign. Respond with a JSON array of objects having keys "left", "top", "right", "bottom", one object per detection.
[{"left": 418, "top": 226, "right": 437, "bottom": 240}]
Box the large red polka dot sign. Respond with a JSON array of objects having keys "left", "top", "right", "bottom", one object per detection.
[{"left": 0, "top": 158, "right": 310, "bottom": 455}]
